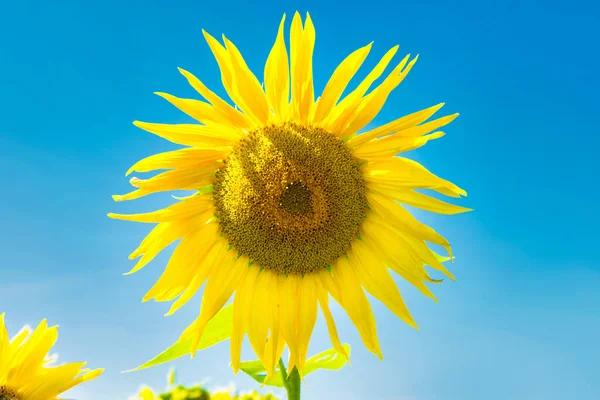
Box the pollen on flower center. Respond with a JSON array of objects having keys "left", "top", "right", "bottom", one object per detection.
[
  {"left": 0, "top": 386, "right": 20, "bottom": 400},
  {"left": 213, "top": 122, "right": 368, "bottom": 275}
]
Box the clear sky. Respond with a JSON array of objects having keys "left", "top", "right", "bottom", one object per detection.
[{"left": 1, "top": 0, "right": 598, "bottom": 399}]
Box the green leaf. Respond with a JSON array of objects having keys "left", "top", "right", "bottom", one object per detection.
[
  {"left": 239, "top": 360, "right": 285, "bottom": 388},
  {"left": 123, "top": 304, "right": 234, "bottom": 372},
  {"left": 303, "top": 344, "right": 351, "bottom": 376},
  {"left": 239, "top": 344, "right": 351, "bottom": 387}
]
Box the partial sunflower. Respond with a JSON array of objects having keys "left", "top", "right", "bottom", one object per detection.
[
  {"left": 110, "top": 11, "right": 470, "bottom": 381},
  {"left": 0, "top": 313, "right": 103, "bottom": 400}
]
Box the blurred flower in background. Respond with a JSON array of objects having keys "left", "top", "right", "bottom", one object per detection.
[
  {"left": 129, "top": 369, "right": 278, "bottom": 400},
  {"left": 0, "top": 313, "right": 103, "bottom": 400}
]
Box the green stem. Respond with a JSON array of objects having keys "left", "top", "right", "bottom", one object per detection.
[{"left": 278, "top": 358, "right": 301, "bottom": 400}]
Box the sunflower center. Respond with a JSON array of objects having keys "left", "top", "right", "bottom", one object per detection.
[
  {"left": 0, "top": 386, "right": 19, "bottom": 400},
  {"left": 213, "top": 122, "right": 367, "bottom": 275},
  {"left": 280, "top": 182, "right": 313, "bottom": 215}
]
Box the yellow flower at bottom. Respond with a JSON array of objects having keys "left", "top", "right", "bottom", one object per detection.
[
  {"left": 110, "top": 11, "right": 471, "bottom": 381},
  {"left": 0, "top": 313, "right": 103, "bottom": 400}
]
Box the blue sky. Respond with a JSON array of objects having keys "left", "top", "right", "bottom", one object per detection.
[{"left": 0, "top": 0, "right": 598, "bottom": 399}]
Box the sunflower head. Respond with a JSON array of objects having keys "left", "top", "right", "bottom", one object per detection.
[
  {"left": 110, "top": 11, "right": 470, "bottom": 381},
  {"left": 0, "top": 313, "right": 103, "bottom": 400},
  {"left": 213, "top": 121, "right": 368, "bottom": 275}
]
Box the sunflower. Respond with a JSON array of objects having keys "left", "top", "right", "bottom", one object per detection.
[
  {"left": 0, "top": 314, "right": 103, "bottom": 400},
  {"left": 110, "top": 12, "right": 469, "bottom": 381}
]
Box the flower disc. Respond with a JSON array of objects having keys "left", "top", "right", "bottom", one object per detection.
[{"left": 213, "top": 122, "right": 368, "bottom": 275}]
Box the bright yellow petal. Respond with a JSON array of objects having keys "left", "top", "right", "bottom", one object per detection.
[
  {"left": 393, "top": 190, "right": 472, "bottom": 215},
  {"left": 222, "top": 36, "right": 270, "bottom": 124},
  {"left": 340, "top": 55, "right": 418, "bottom": 138},
  {"left": 10, "top": 321, "right": 58, "bottom": 386},
  {"left": 312, "top": 42, "right": 372, "bottom": 125},
  {"left": 247, "top": 269, "right": 272, "bottom": 362},
  {"left": 262, "top": 273, "right": 284, "bottom": 380},
  {"left": 327, "top": 259, "right": 382, "bottom": 358},
  {"left": 398, "top": 233, "right": 456, "bottom": 280},
  {"left": 365, "top": 156, "right": 466, "bottom": 198},
  {"left": 315, "top": 277, "right": 348, "bottom": 360},
  {"left": 125, "top": 148, "right": 228, "bottom": 176},
  {"left": 0, "top": 313, "right": 8, "bottom": 380},
  {"left": 295, "top": 275, "right": 318, "bottom": 377},
  {"left": 230, "top": 265, "right": 261, "bottom": 371},
  {"left": 178, "top": 67, "right": 255, "bottom": 131},
  {"left": 196, "top": 252, "right": 248, "bottom": 329},
  {"left": 367, "top": 192, "right": 451, "bottom": 255},
  {"left": 113, "top": 163, "right": 218, "bottom": 202},
  {"left": 348, "top": 242, "right": 417, "bottom": 328},
  {"left": 125, "top": 218, "right": 207, "bottom": 275},
  {"left": 322, "top": 45, "right": 399, "bottom": 133},
  {"left": 361, "top": 218, "right": 440, "bottom": 302},
  {"left": 279, "top": 274, "right": 301, "bottom": 367},
  {"left": 108, "top": 193, "right": 213, "bottom": 224},
  {"left": 26, "top": 362, "right": 85, "bottom": 399},
  {"left": 348, "top": 102, "right": 445, "bottom": 148},
  {"left": 264, "top": 14, "right": 290, "bottom": 121},
  {"left": 166, "top": 238, "right": 229, "bottom": 316},
  {"left": 142, "top": 222, "right": 220, "bottom": 301},
  {"left": 154, "top": 92, "right": 224, "bottom": 126},
  {"left": 132, "top": 121, "right": 242, "bottom": 147},
  {"left": 290, "top": 12, "right": 316, "bottom": 123},
  {"left": 202, "top": 30, "right": 268, "bottom": 126},
  {"left": 353, "top": 113, "right": 458, "bottom": 159}
]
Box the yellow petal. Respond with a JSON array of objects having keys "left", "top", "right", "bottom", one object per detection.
[
  {"left": 132, "top": 121, "right": 242, "bottom": 147},
  {"left": 367, "top": 192, "right": 451, "bottom": 254},
  {"left": 178, "top": 67, "right": 254, "bottom": 130},
  {"left": 261, "top": 274, "right": 284, "bottom": 380},
  {"left": 315, "top": 277, "right": 348, "bottom": 360},
  {"left": 201, "top": 30, "right": 235, "bottom": 96},
  {"left": 113, "top": 163, "right": 217, "bottom": 202},
  {"left": 328, "top": 259, "right": 382, "bottom": 358},
  {"left": 348, "top": 102, "right": 445, "bottom": 148},
  {"left": 290, "top": 12, "right": 316, "bottom": 123},
  {"left": 154, "top": 92, "right": 223, "bottom": 126},
  {"left": 322, "top": 45, "right": 399, "bottom": 133},
  {"left": 125, "top": 220, "right": 204, "bottom": 275},
  {"left": 353, "top": 113, "right": 458, "bottom": 159},
  {"left": 247, "top": 269, "right": 272, "bottom": 362},
  {"left": 394, "top": 190, "right": 472, "bottom": 215},
  {"left": 231, "top": 265, "right": 261, "bottom": 371},
  {"left": 108, "top": 194, "right": 213, "bottom": 224},
  {"left": 365, "top": 212, "right": 454, "bottom": 280},
  {"left": 203, "top": 30, "right": 268, "bottom": 126},
  {"left": 197, "top": 253, "right": 248, "bottom": 329},
  {"left": 348, "top": 242, "right": 417, "bottom": 329},
  {"left": 125, "top": 148, "right": 228, "bottom": 176},
  {"left": 10, "top": 322, "right": 58, "bottom": 385},
  {"left": 264, "top": 14, "right": 290, "bottom": 120},
  {"left": 142, "top": 223, "right": 220, "bottom": 301},
  {"left": 222, "top": 36, "right": 270, "bottom": 124},
  {"left": 361, "top": 218, "right": 439, "bottom": 302},
  {"left": 166, "top": 238, "right": 229, "bottom": 316},
  {"left": 312, "top": 42, "right": 372, "bottom": 125},
  {"left": 295, "top": 275, "right": 318, "bottom": 377},
  {"left": 0, "top": 313, "right": 8, "bottom": 376},
  {"left": 279, "top": 274, "right": 300, "bottom": 365},
  {"left": 399, "top": 233, "right": 456, "bottom": 280},
  {"left": 365, "top": 156, "right": 466, "bottom": 198},
  {"left": 340, "top": 55, "right": 418, "bottom": 138}
]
